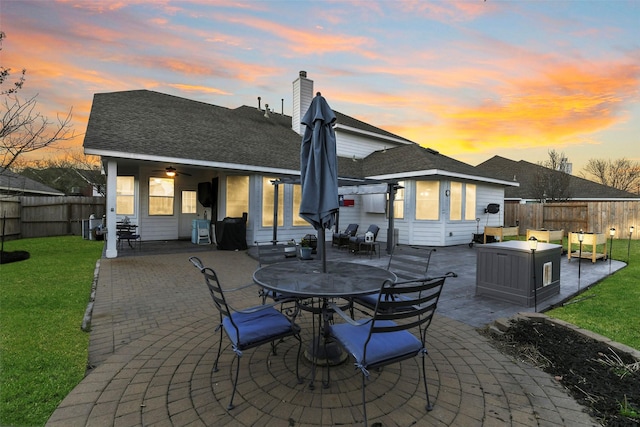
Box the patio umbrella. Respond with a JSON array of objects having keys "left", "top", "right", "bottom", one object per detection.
[{"left": 300, "top": 92, "right": 339, "bottom": 273}]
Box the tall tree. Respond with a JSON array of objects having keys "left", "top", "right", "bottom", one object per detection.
[
  {"left": 1, "top": 31, "right": 75, "bottom": 172},
  {"left": 13, "top": 149, "right": 105, "bottom": 196},
  {"left": 581, "top": 158, "right": 640, "bottom": 194},
  {"left": 531, "top": 149, "right": 572, "bottom": 202}
]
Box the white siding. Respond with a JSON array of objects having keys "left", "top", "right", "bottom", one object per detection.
[
  {"left": 138, "top": 170, "right": 179, "bottom": 241},
  {"left": 335, "top": 131, "right": 398, "bottom": 159}
]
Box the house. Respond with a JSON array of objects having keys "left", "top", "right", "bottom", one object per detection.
[
  {"left": 0, "top": 167, "right": 65, "bottom": 197},
  {"left": 83, "top": 71, "right": 518, "bottom": 258},
  {"left": 476, "top": 156, "right": 638, "bottom": 203},
  {"left": 20, "top": 167, "right": 105, "bottom": 196}
]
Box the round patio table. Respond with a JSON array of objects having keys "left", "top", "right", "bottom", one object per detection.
[
  {"left": 253, "top": 260, "right": 395, "bottom": 389},
  {"left": 253, "top": 260, "right": 394, "bottom": 298}
]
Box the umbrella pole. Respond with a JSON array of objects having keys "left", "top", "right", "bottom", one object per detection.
[{"left": 319, "top": 228, "right": 326, "bottom": 273}]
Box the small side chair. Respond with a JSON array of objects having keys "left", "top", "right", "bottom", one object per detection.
[
  {"left": 327, "top": 275, "right": 452, "bottom": 426},
  {"left": 189, "top": 256, "right": 302, "bottom": 410}
]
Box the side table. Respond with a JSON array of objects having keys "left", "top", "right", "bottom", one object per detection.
[{"left": 358, "top": 241, "right": 380, "bottom": 259}]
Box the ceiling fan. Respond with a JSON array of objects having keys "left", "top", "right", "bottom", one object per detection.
[{"left": 153, "top": 166, "right": 192, "bottom": 177}]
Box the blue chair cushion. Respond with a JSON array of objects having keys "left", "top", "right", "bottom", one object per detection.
[
  {"left": 356, "top": 293, "right": 413, "bottom": 308},
  {"left": 223, "top": 307, "right": 294, "bottom": 348},
  {"left": 330, "top": 320, "right": 422, "bottom": 367}
]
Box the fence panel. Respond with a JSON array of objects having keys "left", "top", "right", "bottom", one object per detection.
[
  {"left": 1, "top": 196, "right": 105, "bottom": 239},
  {"left": 0, "top": 197, "right": 21, "bottom": 240},
  {"left": 505, "top": 201, "right": 639, "bottom": 239}
]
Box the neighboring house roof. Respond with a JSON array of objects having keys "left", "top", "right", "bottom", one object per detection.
[
  {"left": 21, "top": 167, "right": 105, "bottom": 195},
  {"left": 83, "top": 90, "right": 515, "bottom": 187},
  {"left": 476, "top": 156, "right": 638, "bottom": 200},
  {"left": 0, "top": 168, "right": 65, "bottom": 196}
]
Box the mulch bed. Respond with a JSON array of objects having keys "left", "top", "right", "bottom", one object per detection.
[
  {"left": 485, "top": 319, "right": 639, "bottom": 426},
  {"left": 0, "top": 250, "right": 30, "bottom": 264}
]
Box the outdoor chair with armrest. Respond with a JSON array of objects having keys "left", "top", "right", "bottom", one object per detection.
[
  {"left": 353, "top": 245, "right": 437, "bottom": 312},
  {"left": 347, "top": 224, "right": 380, "bottom": 254},
  {"left": 188, "top": 256, "right": 303, "bottom": 410},
  {"left": 332, "top": 223, "right": 358, "bottom": 248},
  {"left": 327, "top": 275, "right": 450, "bottom": 426}
]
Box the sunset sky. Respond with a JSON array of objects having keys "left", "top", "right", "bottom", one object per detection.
[{"left": 2, "top": 0, "right": 639, "bottom": 174}]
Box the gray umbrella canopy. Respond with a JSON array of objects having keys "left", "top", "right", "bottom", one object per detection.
[
  {"left": 300, "top": 93, "right": 338, "bottom": 270},
  {"left": 299, "top": 93, "right": 339, "bottom": 231}
]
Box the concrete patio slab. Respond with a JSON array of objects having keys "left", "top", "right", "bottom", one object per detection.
[{"left": 47, "top": 242, "right": 618, "bottom": 426}]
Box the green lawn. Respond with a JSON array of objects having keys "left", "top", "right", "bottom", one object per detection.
[
  {"left": 0, "top": 236, "right": 103, "bottom": 427},
  {"left": 547, "top": 238, "right": 640, "bottom": 350}
]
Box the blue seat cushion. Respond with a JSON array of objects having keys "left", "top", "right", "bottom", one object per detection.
[
  {"left": 330, "top": 320, "right": 422, "bottom": 368},
  {"left": 223, "top": 307, "right": 294, "bottom": 348},
  {"left": 356, "top": 293, "right": 413, "bottom": 308}
]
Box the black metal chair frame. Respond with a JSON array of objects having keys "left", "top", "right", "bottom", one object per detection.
[
  {"left": 327, "top": 275, "right": 452, "bottom": 426},
  {"left": 332, "top": 223, "right": 359, "bottom": 248},
  {"left": 116, "top": 223, "right": 141, "bottom": 250},
  {"left": 189, "top": 256, "right": 303, "bottom": 410},
  {"left": 347, "top": 224, "right": 380, "bottom": 254},
  {"left": 353, "top": 245, "right": 437, "bottom": 313},
  {"left": 254, "top": 239, "right": 301, "bottom": 303}
]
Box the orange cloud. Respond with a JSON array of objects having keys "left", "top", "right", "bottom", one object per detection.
[
  {"left": 218, "top": 13, "right": 374, "bottom": 57},
  {"left": 381, "top": 60, "right": 640, "bottom": 158},
  {"left": 167, "top": 84, "right": 231, "bottom": 95}
]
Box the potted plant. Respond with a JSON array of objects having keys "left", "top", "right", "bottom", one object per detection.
[
  {"left": 299, "top": 239, "right": 313, "bottom": 260},
  {"left": 284, "top": 239, "right": 297, "bottom": 258}
]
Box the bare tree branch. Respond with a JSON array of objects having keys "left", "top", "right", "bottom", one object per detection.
[
  {"left": 532, "top": 150, "right": 572, "bottom": 202},
  {"left": 1, "top": 94, "right": 75, "bottom": 171},
  {"left": 581, "top": 158, "right": 640, "bottom": 193}
]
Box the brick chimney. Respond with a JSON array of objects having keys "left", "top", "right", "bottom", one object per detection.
[{"left": 292, "top": 71, "right": 313, "bottom": 136}]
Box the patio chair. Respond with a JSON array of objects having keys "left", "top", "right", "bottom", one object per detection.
[
  {"left": 353, "top": 245, "right": 437, "bottom": 311},
  {"left": 254, "top": 239, "right": 300, "bottom": 302},
  {"left": 347, "top": 224, "right": 380, "bottom": 254},
  {"left": 327, "top": 275, "right": 450, "bottom": 426},
  {"left": 189, "top": 256, "right": 302, "bottom": 410},
  {"left": 332, "top": 223, "right": 358, "bottom": 248},
  {"left": 196, "top": 220, "right": 211, "bottom": 245},
  {"left": 116, "top": 222, "right": 141, "bottom": 250}
]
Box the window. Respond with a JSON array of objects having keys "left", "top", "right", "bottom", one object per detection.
[
  {"left": 449, "top": 182, "right": 477, "bottom": 221},
  {"left": 116, "top": 176, "right": 135, "bottom": 215},
  {"left": 149, "top": 177, "right": 174, "bottom": 215},
  {"left": 226, "top": 175, "right": 249, "bottom": 218},
  {"left": 388, "top": 181, "right": 404, "bottom": 220},
  {"left": 415, "top": 181, "right": 439, "bottom": 220},
  {"left": 450, "top": 182, "right": 463, "bottom": 220},
  {"left": 292, "top": 184, "right": 307, "bottom": 226},
  {"left": 262, "top": 177, "right": 284, "bottom": 227},
  {"left": 182, "top": 190, "right": 197, "bottom": 214},
  {"left": 465, "top": 184, "right": 477, "bottom": 220}
]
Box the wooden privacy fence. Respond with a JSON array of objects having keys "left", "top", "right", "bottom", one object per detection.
[
  {"left": 504, "top": 201, "right": 640, "bottom": 239},
  {"left": 0, "top": 196, "right": 106, "bottom": 240}
]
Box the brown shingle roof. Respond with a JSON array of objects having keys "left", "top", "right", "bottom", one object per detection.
[
  {"left": 83, "top": 90, "right": 508, "bottom": 185},
  {"left": 476, "top": 156, "right": 637, "bottom": 199},
  {"left": 0, "top": 168, "right": 65, "bottom": 196}
]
